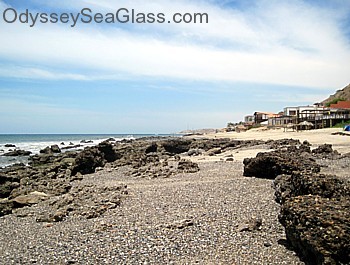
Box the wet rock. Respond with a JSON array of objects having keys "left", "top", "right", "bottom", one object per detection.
[
  {"left": 80, "top": 140, "right": 93, "bottom": 143},
  {"left": 279, "top": 195, "right": 350, "bottom": 265},
  {"left": 40, "top": 145, "right": 61, "bottom": 154},
  {"left": 4, "top": 144, "right": 16, "bottom": 148},
  {"left": 3, "top": 150, "right": 32, "bottom": 157},
  {"left": 50, "top": 145, "right": 61, "bottom": 153},
  {"left": 61, "top": 144, "right": 82, "bottom": 150}
]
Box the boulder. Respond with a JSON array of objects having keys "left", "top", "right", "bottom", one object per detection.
[
  {"left": 50, "top": 145, "right": 61, "bottom": 153},
  {"left": 71, "top": 147, "right": 104, "bottom": 175},
  {"left": 97, "top": 141, "right": 118, "bottom": 162},
  {"left": 40, "top": 145, "right": 61, "bottom": 154},
  {"left": 160, "top": 139, "right": 192, "bottom": 154},
  {"left": 279, "top": 195, "right": 350, "bottom": 265},
  {"left": 312, "top": 144, "right": 339, "bottom": 159},
  {"left": 274, "top": 172, "right": 350, "bottom": 204},
  {"left": 243, "top": 150, "right": 320, "bottom": 179},
  {"left": 5, "top": 144, "right": 16, "bottom": 148},
  {"left": 177, "top": 159, "right": 200, "bottom": 173}
]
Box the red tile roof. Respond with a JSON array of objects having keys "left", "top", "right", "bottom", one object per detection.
[{"left": 330, "top": 101, "right": 350, "bottom": 109}]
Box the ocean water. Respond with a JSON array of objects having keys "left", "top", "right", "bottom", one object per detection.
[{"left": 0, "top": 134, "right": 172, "bottom": 168}]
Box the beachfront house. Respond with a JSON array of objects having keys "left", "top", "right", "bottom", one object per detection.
[
  {"left": 244, "top": 115, "right": 255, "bottom": 124},
  {"left": 253, "top": 112, "right": 279, "bottom": 125}
]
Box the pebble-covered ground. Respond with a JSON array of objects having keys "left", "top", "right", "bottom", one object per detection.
[{"left": 0, "top": 161, "right": 304, "bottom": 264}]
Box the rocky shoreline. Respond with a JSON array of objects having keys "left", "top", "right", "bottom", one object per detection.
[{"left": 0, "top": 137, "right": 349, "bottom": 264}]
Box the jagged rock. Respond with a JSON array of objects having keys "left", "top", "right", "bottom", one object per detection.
[
  {"left": 279, "top": 195, "right": 350, "bottom": 265},
  {"left": 50, "top": 145, "right": 61, "bottom": 153},
  {"left": 40, "top": 145, "right": 61, "bottom": 154},
  {"left": 177, "top": 159, "right": 200, "bottom": 173},
  {"left": 97, "top": 141, "right": 118, "bottom": 162},
  {"left": 312, "top": 144, "right": 340, "bottom": 159},
  {"left": 312, "top": 144, "right": 335, "bottom": 154},
  {"left": 243, "top": 150, "right": 320, "bottom": 179},
  {"left": 274, "top": 172, "right": 350, "bottom": 204},
  {"left": 145, "top": 143, "right": 158, "bottom": 153},
  {"left": 3, "top": 150, "right": 32, "bottom": 157},
  {"left": 160, "top": 139, "right": 192, "bottom": 154},
  {"left": 71, "top": 147, "right": 104, "bottom": 175},
  {"left": 268, "top": 139, "right": 301, "bottom": 149}
]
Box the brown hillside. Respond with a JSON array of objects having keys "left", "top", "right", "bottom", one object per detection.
[{"left": 322, "top": 84, "right": 350, "bottom": 105}]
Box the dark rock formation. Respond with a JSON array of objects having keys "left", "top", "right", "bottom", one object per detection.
[
  {"left": 243, "top": 150, "right": 319, "bottom": 179},
  {"left": 4, "top": 144, "right": 16, "bottom": 148},
  {"left": 160, "top": 138, "right": 192, "bottom": 154},
  {"left": 61, "top": 144, "right": 82, "bottom": 150},
  {"left": 177, "top": 159, "right": 200, "bottom": 173},
  {"left": 312, "top": 144, "right": 340, "bottom": 159},
  {"left": 3, "top": 150, "right": 32, "bottom": 157},
  {"left": 80, "top": 140, "right": 93, "bottom": 144},
  {"left": 71, "top": 147, "right": 104, "bottom": 175},
  {"left": 280, "top": 195, "right": 349, "bottom": 265},
  {"left": 40, "top": 145, "right": 61, "bottom": 154},
  {"left": 274, "top": 172, "right": 350, "bottom": 204},
  {"left": 260, "top": 144, "right": 350, "bottom": 265}
]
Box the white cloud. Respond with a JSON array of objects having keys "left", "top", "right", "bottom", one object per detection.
[
  {"left": 0, "top": 65, "right": 89, "bottom": 80},
  {"left": 0, "top": 0, "right": 349, "bottom": 88}
]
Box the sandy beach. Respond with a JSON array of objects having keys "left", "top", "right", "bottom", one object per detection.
[
  {"left": 0, "top": 129, "right": 349, "bottom": 264},
  {"left": 188, "top": 127, "right": 350, "bottom": 161}
]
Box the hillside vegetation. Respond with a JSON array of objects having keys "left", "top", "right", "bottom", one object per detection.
[{"left": 322, "top": 84, "right": 350, "bottom": 105}]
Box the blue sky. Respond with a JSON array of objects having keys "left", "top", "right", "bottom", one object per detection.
[{"left": 0, "top": 0, "right": 350, "bottom": 133}]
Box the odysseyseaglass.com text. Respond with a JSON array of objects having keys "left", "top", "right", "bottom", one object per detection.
[{"left": 2, "top": 7, "right": 209, "bottom": 27}]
